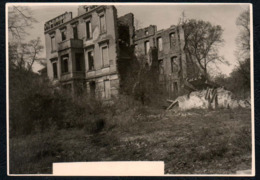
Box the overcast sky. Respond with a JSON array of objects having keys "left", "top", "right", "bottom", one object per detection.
[{"left": 8, "top": 3, "right": 250, "bottom": 76}]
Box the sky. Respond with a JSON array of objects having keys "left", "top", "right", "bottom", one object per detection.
[{"left": 8, "top": 3, "right": 250, "bottom": 76}]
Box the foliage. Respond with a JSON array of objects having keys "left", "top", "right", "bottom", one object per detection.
[
  {"left": 9, "top": 68, "right": 107, "bottom": 136},
  {"left": 119, "top": 46, "right": 162, "bottom": 105}
]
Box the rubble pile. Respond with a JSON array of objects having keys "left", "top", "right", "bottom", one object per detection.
[{"left": 167, "top": 87, "right": 250, "bottom": 110}]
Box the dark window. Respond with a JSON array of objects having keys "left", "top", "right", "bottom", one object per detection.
[
  {"left": 61, "top": 55, "right": 69, "bottom": 73},
  {"left": 173, "top": 82, "right": 178, "bottom": 92},
  {"left": 73, "top": 26, "right": 78, "bottom": 39},
  {"left": 52, "top": 62, "right": 58, "bottom": 78},
  {"left": 89, "top": 81, "right": 96, "bottom": 97},
  {"left": 75, "top": 53, "right": 84, "bottom": 71},
  {"left": 61, "top": 31, "right": 66, "bottom": 41},
  {"left": 171, "top": 56, "right": 177, "bottom": 73},
  {"left": 86, "top": 21, "right": 92, "bottom": 39},
  {"left": 88, "top": 51, "right": 94, "bottom": 70}
]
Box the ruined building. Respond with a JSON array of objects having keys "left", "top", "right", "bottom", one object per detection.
[{"left": 44, "top": 5, "right": 201, "bottom": 99}]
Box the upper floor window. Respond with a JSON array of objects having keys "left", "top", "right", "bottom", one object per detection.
[
  {"left": 50, "top": 35, "right": 56, "bottom": 51},
  {"left": 145, "top": 30, "right": 149, "bottom": 35},
  {"left": 87, "top": 50, "right": 94, "bottom": 70},
  {"left": 60, "top": 28, "right": 67, "bottom": 41},
  {"left": 101, "top": 45, "right": 109, "bottom": 67},
  {"left": 61, "top": 55, "right": 69, "bottom": 73},
  {"left": 170, "top": 32, "right": 175, "bottom": 48},
  {"left": 73, "top": 26, "right": 78, "bottom": 39},
  {"left": 144, "top": 41, "right": 150, "bottom": 55},
  {"left": 99, "top": 14, "right": 106, "bottom": 33},
  {"left": 86, "top": 21, "right": 92, "bottom": 39},
  {"left": 157, "top": 37, "right": 163, "bottom": 51}
]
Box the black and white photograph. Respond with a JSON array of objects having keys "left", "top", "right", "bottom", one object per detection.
[{"left": 6, "top": 3, "right": 254, "bottom": 176}]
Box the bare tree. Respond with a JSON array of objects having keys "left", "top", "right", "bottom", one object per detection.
[
  {"left": 11, "top": 37, "right": 44, "bottom": 71},
  {"left": 236, "top": 8, "right": 250, "bottom": 59},
  {"left": 182, "top": 19, "right": 226, "bottom": 78},
  {"left": 8, "top": 6, "right": 37, "bottom": 42}
]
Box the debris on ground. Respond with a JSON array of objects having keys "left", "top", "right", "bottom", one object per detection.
[{"left": 167, "top": 87, "right": 250, "bottom": 110}]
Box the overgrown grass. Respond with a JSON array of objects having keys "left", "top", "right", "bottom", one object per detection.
[{"left": 9, "top": 107, "right": 251, "bottom": 174}]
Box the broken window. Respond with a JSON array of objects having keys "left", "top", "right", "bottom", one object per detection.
[
  {"left": 157, "top": 37, "right": 163, "bottom": 51},
  {"left": 86, "top": 21, "right": 92, "bottom": 39},
  {"left": 169, "top": 32, "right": 175, "bottom": 48},
  {"left": 170, "top": 56, "right": 178, "bottom": 73},
  {"left": 158, "top": 59, "right": 164, "bottom": 74},
  {"left": 101, "top": 46, "right": 109, "bottom": 67},
  {"left": 52, "top": 62, "right": 58, "bottom": 79},
  {"left": 87, "top": 51, "right": 94, "bottom": 70},
  {"left": 100, "top": 15, "right": 106, "bottom": 33},
  {"left": 61, "top": 55, "right": 69, "bottom": 73},
  {"left": 144, "top": 41, "right": 150, "bottom": 55}
]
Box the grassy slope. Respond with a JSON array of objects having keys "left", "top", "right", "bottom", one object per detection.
[{"left": 10, "top": 108, "right": 251, "bottom": 174}]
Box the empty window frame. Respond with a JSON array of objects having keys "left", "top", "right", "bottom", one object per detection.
[
  {"left": 158, "top": 59, "right": 164, "bottom": 74},
  {"left": 144, "top": 41, "right": 150, "bottom": 55},
  {"left": 61, "top": 55, "right": 69, "bottom": 73},
  {"left": 99, "top": 14, "right": 106, "bottom": 33},
  {"left": 169, "top": 32, "right": 175, "bottom": 48},
  {"left": 87, "top": 50, "right": 94, "bottom": 70},
  {"left": 52, "top": 62, "right": 58, "bottom": 79},
  {"left": 170, "top": 56, "right": 178, "bottom": 73},
  {"left": 157, "top": 37, "right": 163, "bottom": 51},
  {"left": 101, "top": 45, "right": 109, "bottom": 67},
  {"left": 86, "top": 21, "right": 92, "bottom": 39},
  {"left": 145, "top": 30, "right": 149, "bottom": 35}
]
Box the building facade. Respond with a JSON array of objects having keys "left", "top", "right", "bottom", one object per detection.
[
  {"left": 44, "top": 5, "right": 200, "bottom": 99},
  {"left": 45, "top": 5, "right": 122, "bottom": 99}
]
